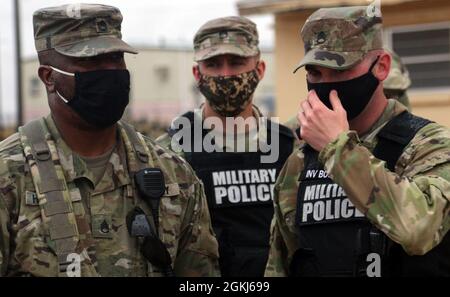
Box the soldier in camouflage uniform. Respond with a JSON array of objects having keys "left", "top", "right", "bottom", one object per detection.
[
  {"left": 266, "top": 6, "right": 450, "bottom": 277},
  {"left": 157, "top": 17, "right": 295, "bottom": 277},
  {"left": 0, "top": 3, "right": 219, "bottom": 277},
  {"left": 157, "top": 16, "right": 270, "bottom": 153}
]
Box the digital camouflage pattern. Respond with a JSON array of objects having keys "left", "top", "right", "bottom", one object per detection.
[
  {"left": 33, "top": 4, "right": 138, "bottom": 57},
  {"left": 198, "top": 69, "right": 260, "bottom": 117},
  {"left": 0, "top": 115, "right": 220, "bottom": 277},
  {"left": 265, "top": 100, "right": 450, "bottom": 276},
  {"left": 194, "top": 16, "right": 259, "bottom": 62},
  {"left": 294, "top": 6, "right": 383, "bottom": 72}
]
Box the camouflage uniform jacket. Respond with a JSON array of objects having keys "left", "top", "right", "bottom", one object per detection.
[
  {"left": 0, "top": 115, "right": 219, "bottom": 277},
  {"left": 265, "top": 100, "right": 450, "bottom": 276}
]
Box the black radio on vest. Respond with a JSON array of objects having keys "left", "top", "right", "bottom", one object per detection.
[
  {"left": 131, "top": 168, "right": 175, "bottom": 277},
  {"left": 291, "top": 112, "right": 450, "bottom": 277},
  {"left": 169, "top": 111, "right": 295, "bottom": 277},
  {"left": 135, "top": 168, "right": 165, "bottom": 234}
]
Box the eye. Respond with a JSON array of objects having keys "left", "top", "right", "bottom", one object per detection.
[
  {"left": 204, "top": 61, "right": 218, "bottom": 68},
  {"left": 78, "top": 57, "right": 93, "bottom": 62},
  {"left": 306, "top": 67, "right": 320, "bottom": 77},
  {"left": 231, "top": 59, "right": 246, "bottom": 66},
  {"left": 111, "top": 52, "right": 124, "bottom": 60}
]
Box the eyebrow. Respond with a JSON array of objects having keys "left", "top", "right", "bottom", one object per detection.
[{"left": 204, "top": 57, "right": 220, "bottom": 63}]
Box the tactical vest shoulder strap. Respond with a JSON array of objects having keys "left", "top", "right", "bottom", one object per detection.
[
  {"left": 119, "top": 121, "right": 154, "bottom": 170},
  {"left": 267, "top": 120, "right": 295, "bottom": 141},
  {"left": 299, "top": 145, "right": 322, "bottom": 180},
  {"left": 19, "top": 118, "right": 79, "bottom": 276},
  {"left": 167, "top": 111, "right": 195, "bottom": 137},
  {"left": 169, "top": 111, "right": 196, "bottom": 163},
  {"left": 373, "top": 111, "right": 433, "bottom": 171}
]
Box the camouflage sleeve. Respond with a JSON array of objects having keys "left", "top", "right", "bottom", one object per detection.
[
  {"left": 0, "top": 156, "right": 17, "bottom": 276},
  {"left": 264, "top": 214, "right": 291, "bottom": 276},
  {"left": 0, "top": 193, "right": 10, "bottom": 276},
  {"left": 265, "top": 152, "right": 302, "bottom": 276},
  {"left": 156, "top": 132, "right": 186, "bottom": 159},
  {"left": 173, "top": 176, "right": 220, "bottom": 277},
  {"left": 319, "top": 127, "right": 450, "bottom": 255}
]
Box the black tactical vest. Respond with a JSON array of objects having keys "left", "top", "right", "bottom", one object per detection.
[
  {"left": 292, "top": 112, "right": 450, "bottom": 277},
  {"left": 169, "top": 111, "right": 295, "bottom": 276}
]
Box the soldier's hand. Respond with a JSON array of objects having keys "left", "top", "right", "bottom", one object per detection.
[{"left": 298, "top": 90, "right": 349, "bottom": 151}]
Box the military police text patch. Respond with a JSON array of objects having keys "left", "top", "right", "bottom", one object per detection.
[
  {"left": 297, "top": 169, "right": 365, "bottom": 226},
  {"left": 205, "top": 168, "right": 277, "bottom": 208}
]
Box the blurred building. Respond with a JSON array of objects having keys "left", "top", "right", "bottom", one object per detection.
[
  {"left": 238, "top": 0, "right": 450, "bottom": 127},
  {"left": 22, "top": 46, "right": 275, "bottom": 125}
]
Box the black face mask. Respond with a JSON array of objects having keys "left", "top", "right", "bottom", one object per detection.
[
  {"left": 307, "top": 57, "right": 380, "bottom": 120},
  {"left": 51, "top": 67, "right": 130, "bottom": 128}
]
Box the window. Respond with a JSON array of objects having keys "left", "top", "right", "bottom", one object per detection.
[{"left": 388, "top": 23, "right": 450, "bottom": 90}]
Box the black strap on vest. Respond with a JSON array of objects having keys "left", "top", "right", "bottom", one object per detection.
[
  {"left": 121, "top": 122, "right": 150, "bottom": 166},
  {"left": 373, "top": 111, "right": 432, "bottom": 171}
]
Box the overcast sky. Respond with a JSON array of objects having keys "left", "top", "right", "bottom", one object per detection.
[{"left": 0, "top": 0, "right": 274, "bottom": 125}]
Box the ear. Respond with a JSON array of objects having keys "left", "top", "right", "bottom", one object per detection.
[
  {"left": 374, "top": 52, "right": 391, "bottom": 81},
  {"left": 256, "top": 59, "right": 266, "bottom": 80},
  {"left": 192, "top": 63, "right": 201, "bottom": 82},
  {"left": 38, "top": 65, "right": 56, "bottom": 92}
]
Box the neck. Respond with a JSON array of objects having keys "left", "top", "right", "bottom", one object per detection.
[
  {"left": 51, "top": 114, "right": 117, "bottom": 157},
  {"left": 349, "top": 89, "right": 388, "bottom": 136},
  {"left": 203, "top": 100, "right": 255, "bottom": 133}
]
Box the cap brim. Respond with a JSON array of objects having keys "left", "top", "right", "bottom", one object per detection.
[
  {"left": 293, "top": 48, "right": 364, "bottom": 73},
  {"left": 54, "top": 35, "right": 138, "bottom": 57},
  {"left": 194, "top": 43, "right": 258, "bottom": 62}
]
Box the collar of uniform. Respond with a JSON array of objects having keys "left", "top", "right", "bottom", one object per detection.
[
  {"left": 195, "top": 103, "right": 263, "bottom": 121},
  {"left": 91, "top": 135, "right": 131, "bottom": 195},
  {"left": 196, "top": 104, "right": 267, "bottom": 152},
  {"left": 359, "top": 99, "right": 408, "bottom": 147},
  {"left": 44, "top": 115, "right": 131, "bottom": 190}
]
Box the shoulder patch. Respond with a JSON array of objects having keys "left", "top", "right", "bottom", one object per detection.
[{"left": 168, "top": 111, "right": 195, "bottom": 137}]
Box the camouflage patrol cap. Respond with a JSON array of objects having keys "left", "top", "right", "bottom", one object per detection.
[
  {"left": 294, "top": 5, "right": 383, "bottom": 72},
  {"left": 33, "top": 3, "right": 138, "bottom": 57},
  {"left": 384, "top": 48, "right": 411, "bottom": 91},
  {"left": 193, "top": 16, "right": 259, "bottom": 62}
]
